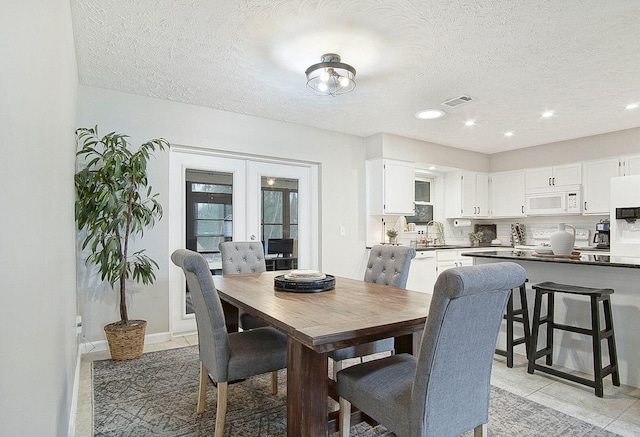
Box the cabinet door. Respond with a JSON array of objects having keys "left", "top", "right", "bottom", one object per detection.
[
  {"left": 583, "top": 158, "right": 620, "bottom": 214},
  {"left": 491, "top": 171, "right": 525, "bottom": 217},
  {"left": 383, "top": 160, "right": 415, "bottom": 214},
  {"left": 460, "top": 172, "right": 476, "bottom": 217},
  {"left": 622, "top": 155, "right": 640, "bottom": 176},
  {"left": 525, "top": 167, "right": 553, "bottom": 189},
  {"left": 475, "top": 173, "right": 489, "bottom": 217},
  {"left": 552, "top": 163, "right": 581, "bottom": 186}
]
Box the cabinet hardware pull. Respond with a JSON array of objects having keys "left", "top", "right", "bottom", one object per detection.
[
  {"left": 552, "top": 177, "right": 556, "bottom": 185},
  {"left": 584, "top": 201, "right": 587, "bottom": 211},
  {"left": 548, "top": 177, "right": 552, "bottom": 186}
]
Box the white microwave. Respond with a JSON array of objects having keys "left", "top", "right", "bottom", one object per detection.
[{"left": 524, "top": 186, "right": 582, "bottom": 215}]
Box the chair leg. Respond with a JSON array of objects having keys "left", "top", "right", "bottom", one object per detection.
[
  {"left": 214, "top": 381, "right": 228, "bottom": 437},
  {"left": 474, "top": 423, "right": 487, "bottom": 437},
  {"left": 197, "top": 361, "right": 208, "bottom": 414},
  {"left": 271, "top": 371, "right": 278, "bottom": 395},
  {"left": 338, "top": 397, "right": 351, "bottom": 437}
]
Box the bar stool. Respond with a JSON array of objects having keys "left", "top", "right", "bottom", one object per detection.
[
  {"left": 528, "top": 281, "right": 620, "bottom": 397},
  {"left": 495, "top": 281, "right": 531, "bottom": 368}
]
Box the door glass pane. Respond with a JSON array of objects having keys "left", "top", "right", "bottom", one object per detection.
[
  {"left": 185, "top": 169, "right": 233, "bottom": 314},
  {"left": 261, "top": 176, "right": 298, "bottom": 271}
]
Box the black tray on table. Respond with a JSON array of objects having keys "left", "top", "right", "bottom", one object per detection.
[{"left": 274, "top": 274, "right": 335, "bottom": 293}]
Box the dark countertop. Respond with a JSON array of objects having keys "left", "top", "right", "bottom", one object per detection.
[{"left": 462, "top": 249, "right": 640, "bottom": 269}]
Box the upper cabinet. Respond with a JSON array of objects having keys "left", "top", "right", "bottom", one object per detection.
[
  {"left": 490, "top": 170, "right": 525, "bottom": 217},
  {"left": 583, "top": 158, "right": 620, "bottom": 214},
  {"left": 445, "top": 171, "right": 489, "bottom": 218},
  {"left": 621, "top": 154, "right": 640, "bottom": 176},
  {"left": 525, "top": 163, "right": 582, "bottom": 190},
  {"left": 366, "top": 158, "right": 415, "bottom": 215}
]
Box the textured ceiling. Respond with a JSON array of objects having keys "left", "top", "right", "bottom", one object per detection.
[{"left": 71, "top": 0, "right": 640, "bottom": 154}]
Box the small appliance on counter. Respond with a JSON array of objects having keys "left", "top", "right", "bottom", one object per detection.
[{"left": 593, "top": 219, "right": 610, "bottom": 249}]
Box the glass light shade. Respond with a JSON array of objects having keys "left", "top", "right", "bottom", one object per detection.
[{"left": 305, "top": 53, "right": 356, "bottom": 96}]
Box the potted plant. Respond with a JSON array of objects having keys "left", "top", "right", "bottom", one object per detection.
[
  {"left": 469, "top": 231, "right": 484, "bottom": 247},
  {"left": 386, "top": 228, "right": 399, "bottom": 245},
  {"left": 75, "top": 126, "right": 169, "bottom": 360}
]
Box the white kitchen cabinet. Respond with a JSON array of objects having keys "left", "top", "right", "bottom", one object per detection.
[
  {"left": 526, "top": 163, "right": 581, "bottom": 189},
  {"left": 491, "top": 170, "right": 525, "bottom": 217},
  {"left": 583, "top": 158, "right": 620, "bottom": 215},
  {"left": 445, "top": 171, "right": 489, "bottom": 218},
  {"left": 405, "top": 251, "right": 437, "bottom": 293},
  {"left": 436, "top": 248, "right": 497, "bottom": 275},
  {"left": 621, "top": 154, "right": 640, "bottom": 176},
  {"left": 366, "top": 158, "right": 415, "bottom": 215}
]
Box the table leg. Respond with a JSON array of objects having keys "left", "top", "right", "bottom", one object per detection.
[{"left": 287, "top": 337, "right": 328, "bottom": 437}]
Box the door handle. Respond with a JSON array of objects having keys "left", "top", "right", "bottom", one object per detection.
[{"left": 250, "top": 235, "right": 256, "bottom": 240}]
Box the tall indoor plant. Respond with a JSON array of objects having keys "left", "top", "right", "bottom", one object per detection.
[{"left": 75, "top": 126, "right": 169, "bottom": 360}]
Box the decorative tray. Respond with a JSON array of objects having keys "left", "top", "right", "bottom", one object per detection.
[{"left": 274, "top": 273, "right": 335, "bottom": 293}]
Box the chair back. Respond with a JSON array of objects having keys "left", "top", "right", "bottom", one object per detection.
[
  {"left": 411, "top": 262, "right": 526, "bottom": 436},
  {"left": 171, "top": 249, "right": 231, "bottom": 382},
  {"left": 219, "top": 241, "right": 266, "bottom": 274},
  {"left": 364, "top": 245, "right": 416, "bottom": 288}
]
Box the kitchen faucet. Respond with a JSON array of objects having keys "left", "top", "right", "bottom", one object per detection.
[{"left": 426, "top": 220, "right": 445, "bottom": 246}]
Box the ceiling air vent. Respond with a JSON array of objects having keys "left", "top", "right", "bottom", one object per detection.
[{"left": 441, "top": 95, "right": 475, "bottom": 108}]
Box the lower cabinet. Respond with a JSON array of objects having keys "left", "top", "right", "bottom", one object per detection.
[
  {"left": 406, "top": 251, "right": 437, "bottom": 293},
  {"left": 436, "top": 249, "right": 473, "bottom": 274}
]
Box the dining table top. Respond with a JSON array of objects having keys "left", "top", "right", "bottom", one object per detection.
[{"left": 213, "top": 270, "right": 432, "bottom": 353}]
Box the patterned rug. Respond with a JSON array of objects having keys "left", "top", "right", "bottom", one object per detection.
[{"left": 93, "top": 346, "right": 619, "bottom": 436}]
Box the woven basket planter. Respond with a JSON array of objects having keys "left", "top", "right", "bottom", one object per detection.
[{"left": 104, "top": 320, "right": 147, "bottom": 360}]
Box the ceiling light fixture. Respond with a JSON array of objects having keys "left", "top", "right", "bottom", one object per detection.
[
  {"left": 305, "top": 53, "right": 356, "bottom": 96},
  {"left": 465, "top": 120, "right": 476, "bottom": 126},
  {"left": 542, "top": 111, "right": 555, "bottom": 118},
  {"left": 504, "top": 131, "right": 514, "bottom": 137},
  {"left": 415, "top": 109, "right": 445, "bottom": 120},
  {"left": 626, "top": 103, "right": 639, "bottom": 110}
]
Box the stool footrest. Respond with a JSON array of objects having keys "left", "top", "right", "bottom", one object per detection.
[
  {"left": 553, "top": 323, "right": 592, "bottom": 336},
  {"left": 531, "top": 363, "right": 596, "bottom": 388}
]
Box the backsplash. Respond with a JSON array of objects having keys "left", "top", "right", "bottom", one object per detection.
[{"left": 377, "top": 214, "right": 609, "bottom": 247}]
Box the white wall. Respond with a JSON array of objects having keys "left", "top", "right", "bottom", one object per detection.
[
  {"left": 76, "top": 86, "right": 367, "bottom": 342},
  {"left": 0, "top": 1, "right": 78, "bottom": 436},
  {"left": 490, "top": 127, "right": 640, "bottom": 172}
]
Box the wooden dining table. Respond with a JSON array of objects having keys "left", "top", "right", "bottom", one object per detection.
[{"left": 213, "top": 271, "right": 432, "bottom": 437}]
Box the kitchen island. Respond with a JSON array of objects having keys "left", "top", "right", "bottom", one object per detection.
[{"left": 463, "top": 249, "right": 640, "bottom": 389}]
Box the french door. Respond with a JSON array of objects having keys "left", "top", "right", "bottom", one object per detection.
[{"left": 168, "top": 146, "right": 318, "bottom": 334}]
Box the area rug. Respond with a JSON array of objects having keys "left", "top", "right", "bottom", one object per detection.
[{"left": 93, "top": 346, "right": 619, "bottom": 436}]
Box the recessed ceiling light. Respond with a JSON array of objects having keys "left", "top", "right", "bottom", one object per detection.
[
  {"left": 626, "top": 103, "right": 639, "bottom": 110},
  {"left": 429, "top": 166, "right": 436, "bottom": 170},
  {"left": 464, "top": 120, "right": 476, "bottom": 126},
  {"left": 504, "top": 131, "right": 514, "bottom": 137},
  {"left": 415, "top": 109, "right": 445, "bottom": 120},
  {"left": 541, "top": 111, "right": 555, "bottom": 118}
]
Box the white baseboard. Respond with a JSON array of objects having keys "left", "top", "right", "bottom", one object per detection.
[
  {"left": 68, "top": 343, "right": 82, "bottom": 437},
  {"left": 80, "top": 331, "right": 172, "bottom": 355}
]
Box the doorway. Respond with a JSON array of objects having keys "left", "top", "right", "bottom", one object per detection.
[{"left": 168, "top": 146, "right": 319, "bottom": 334}]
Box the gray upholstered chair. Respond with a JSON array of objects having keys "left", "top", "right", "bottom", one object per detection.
[
  {"left": 218, "top": 241, "right": 268, "bottom": 330},
  {"left": 329, "top": 245, "right": 416, "bottom": 377},
  {"left": 337, "top": 262, "right": 527, "bottom": 437},
  {"left": 171, "top": 249, "right": 287, "bottom": 437}
]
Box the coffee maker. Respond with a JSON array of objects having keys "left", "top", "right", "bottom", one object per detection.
[{"left": 593, "top": 219, "right": 610, "bottom": 249}]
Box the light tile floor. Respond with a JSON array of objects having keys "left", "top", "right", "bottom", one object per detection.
[{"left": 75, "top": 336, "right": 640, "bottom": 436}]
